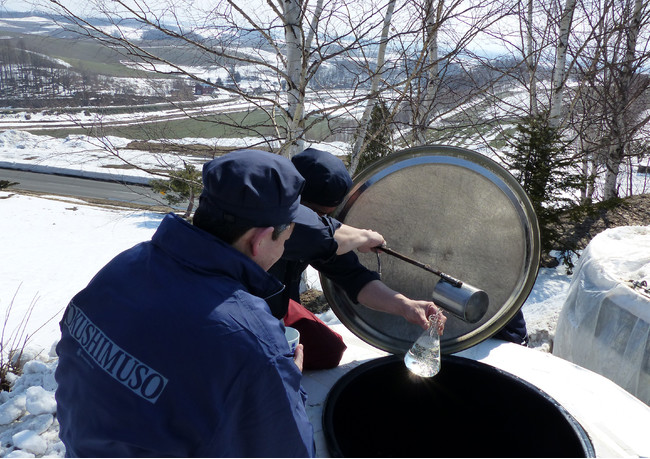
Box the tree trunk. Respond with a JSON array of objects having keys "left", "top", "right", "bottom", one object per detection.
[
  {"left": 525, "top": 0, "right": 538, "bottom": 116},
  {"left": 548, "top": 0, "right": 576, "bottom": 128},
  {"left": 412, "top": 0, "right": 441, "bottom": 145},
  {"left": 601, "top": 0, "right": 644, "bottom": 199},
  {"left": 184, "top": 188, "right": 195, "bottom": 219},
  {"left": 305, "top": 0, "right": 324, "bottom": 51},
  {"left": 603, "top": 144, "right": 624, "bottom": 200},
  {"left": 281, "top": 0, "right": 306, "bottom": 158},
  {"left": 348, "top": 0, "right": 396, "bottom": 174}
]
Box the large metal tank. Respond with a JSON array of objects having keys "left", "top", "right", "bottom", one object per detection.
[{"left": 320, "top": 145, "right": 595, "bottom": 457}]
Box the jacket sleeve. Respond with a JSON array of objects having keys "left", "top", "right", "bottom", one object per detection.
[
  {"left": 312, "top": 250, "right": 381, "bottom": 303},
  {"left": 204, "top": 350, "right": 315, "bottom": 457},
  {"left": 247, "top": 355, "right": 315, "bottom": 457},
  {"left": 284, "top": 210, "right": 380, "bottom": 304},
  {"left": 282, "top": 211, "right": 341, "bottom": 263}
]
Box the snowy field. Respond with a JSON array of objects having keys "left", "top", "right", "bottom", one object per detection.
[{"left": 0, "top": 130, "right": 649, "bottom": 456}]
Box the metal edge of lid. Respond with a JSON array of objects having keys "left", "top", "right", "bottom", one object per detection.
[{"left": 320, "top": 144, "right": 541, "bottom": 355}]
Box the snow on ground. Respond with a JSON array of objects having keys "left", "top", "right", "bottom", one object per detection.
[
  {"left": 0, "top": 86, "right": 354, "bottom": 132},
  {"left": 0, "top": 130, "right": 351, "bottom": 183}
]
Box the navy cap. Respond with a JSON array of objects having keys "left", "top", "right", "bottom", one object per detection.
[
  {"left": 200, "top": 149, "right": 305, "bottom": 227},
  {"left": 291, "top": 148, "right": 353, "bottom": 207}
]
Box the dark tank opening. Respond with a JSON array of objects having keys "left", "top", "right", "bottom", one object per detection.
[{"left": 323, "top": 355, "right": 594, "bottom": 457}]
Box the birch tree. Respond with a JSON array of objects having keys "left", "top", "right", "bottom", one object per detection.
[
  {"left": 600, "top": 0, "right": 648, "bottom": 199},
  {"left": 388, "top": 0, "right": 509, "bottom": 149},
  {"left": 42, "top": 0, "right": 412, "bottom": 158},
  {"left": 523, "top": 0, "right": 539, "bottom": 116},
  {"left": 548, "top": 0, "right": 576, "bottom": 128},
  {"left": 279, "top": 0, "right": 307, "bottom": 156},
  {"left": 347, "top": 0, "right": 396, "bottom": 174},
  {"left": 571, "top": 0, "right": 650, "bottom": 200}
]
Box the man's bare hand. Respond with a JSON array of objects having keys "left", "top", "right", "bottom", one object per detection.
[
  {"left": 402, "top": 299, "right": 447, "bottom": 333},
  {"left": 293, "top": 343, "right": 305, "bottom": 372},
  {"left": 334, "top": 224, "right": 386, "bottom": 255},
  {"left": 355, "top": 229, "right": 385, "bottom": 253},
  {"left": 357, "top": 280, "right": 447, "bottom": 333},
  {"left": 426, "top": 303, "right": 447, "bottom": 334}
]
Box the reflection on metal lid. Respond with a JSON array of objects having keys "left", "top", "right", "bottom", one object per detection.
[{"left": 321, "top": 145, "right": 540, "bottom": 354}]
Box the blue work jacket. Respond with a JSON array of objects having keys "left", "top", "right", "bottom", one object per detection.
[
  {"left": 55, "top": 213, "right": 315, "bottom": 457},
  {"left": 267, "top": 207, "right": 380, "bottom": 318}
]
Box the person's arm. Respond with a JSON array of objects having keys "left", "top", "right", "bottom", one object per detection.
[
  {"left": 313, "top": 253, "right": 446, "bottom": 333},
  {"left": 334, "top": 224, "right": 385, "bottom": 255},
  {"left": 205, "top": 322, "right": 314, "bottom": 457},
  {"left": 281, "top": 207, "right": 341, "bottom": 262},
  {"left": 356, "top": 279, "right": 446, "bottom": 332}
]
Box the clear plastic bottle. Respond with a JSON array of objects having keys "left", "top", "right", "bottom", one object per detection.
[{"left": 404, "top": 314, "right": 441, "bottom": 377}]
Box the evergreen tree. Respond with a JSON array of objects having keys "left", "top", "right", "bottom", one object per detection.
[
  {"left": 150, "top": 163, "right": 202, "bottom": 219},
  {"left": 0, "top": 180, "right": 18, "bottom": 190},
  {"left": 356, "top": 101, "right": 392, "bottom": 173},
  {"left": 505, "top": 113, "right": 585, "bottom": 261}
]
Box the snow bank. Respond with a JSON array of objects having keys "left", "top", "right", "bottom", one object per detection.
[
  {"left": 0, "top": 346, "right": 64, "bottom": 458},
  {"left": 521, "top": 257, "right": 577, "bottom": 351},
  {"left": 0, "top": 130, "right": 197, "bottom": 184}
]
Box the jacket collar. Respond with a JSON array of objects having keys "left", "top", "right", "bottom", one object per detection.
[{"left": 151, "top": 213, "right": 284, "bottom": 299}]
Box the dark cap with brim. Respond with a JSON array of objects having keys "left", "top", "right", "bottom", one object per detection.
[
  {"left": 200, "top": 149, "right": 305, "bottom": 227},
  {"left": 291, "top": 148, "right": 353, "bottom": 207}
]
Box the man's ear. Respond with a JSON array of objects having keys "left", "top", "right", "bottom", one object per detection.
[{"left": 249, "top": 226, "right": 274, "bottom": 257}]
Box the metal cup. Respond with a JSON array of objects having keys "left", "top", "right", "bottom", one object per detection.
[{"left": 431, "top": 280, "right": 489, "bottom": 323}]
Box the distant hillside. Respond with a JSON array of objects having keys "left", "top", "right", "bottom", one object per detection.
[
  {"left": 0, "top": 12, "right": 197, "bottom": 107},
  {"left": 0, "top": 10, "right": 511, "bottom": 110}
]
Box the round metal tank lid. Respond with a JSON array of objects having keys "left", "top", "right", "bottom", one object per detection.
[{"left": 321, "top": 145, "right": 541, "bottom": 355}]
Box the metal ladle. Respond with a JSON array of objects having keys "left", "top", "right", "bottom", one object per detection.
[{"left": 375, "top": 245, "right": 489, "bottom": 324}]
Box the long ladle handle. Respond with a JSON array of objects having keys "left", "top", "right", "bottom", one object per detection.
[{"left": 375, "top": 245, "right": 463, "bottom": 288}]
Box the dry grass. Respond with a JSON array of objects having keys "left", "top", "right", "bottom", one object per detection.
[{"left": 1, "top": 286, "right": 63, "bottom": 392}]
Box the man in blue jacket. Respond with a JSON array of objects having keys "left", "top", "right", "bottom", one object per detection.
[
  {"left": 268, "top": 148, "right": 447, "bottom": 370},
  {"left": 55, "top": 150, "right": 315, "bottom": 457}
]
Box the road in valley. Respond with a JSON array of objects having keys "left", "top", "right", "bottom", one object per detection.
[{"left": 0, "top": 168, "right": 167, "bottom": 208}]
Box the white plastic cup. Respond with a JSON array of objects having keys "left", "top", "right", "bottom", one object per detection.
[{"left": 285, "top": 326, "right": 300, "bottom": 354}]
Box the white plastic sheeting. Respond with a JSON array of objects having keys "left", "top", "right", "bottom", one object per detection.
[{"left": 554, "top": 226, "right": 650, "bottom": 405}]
